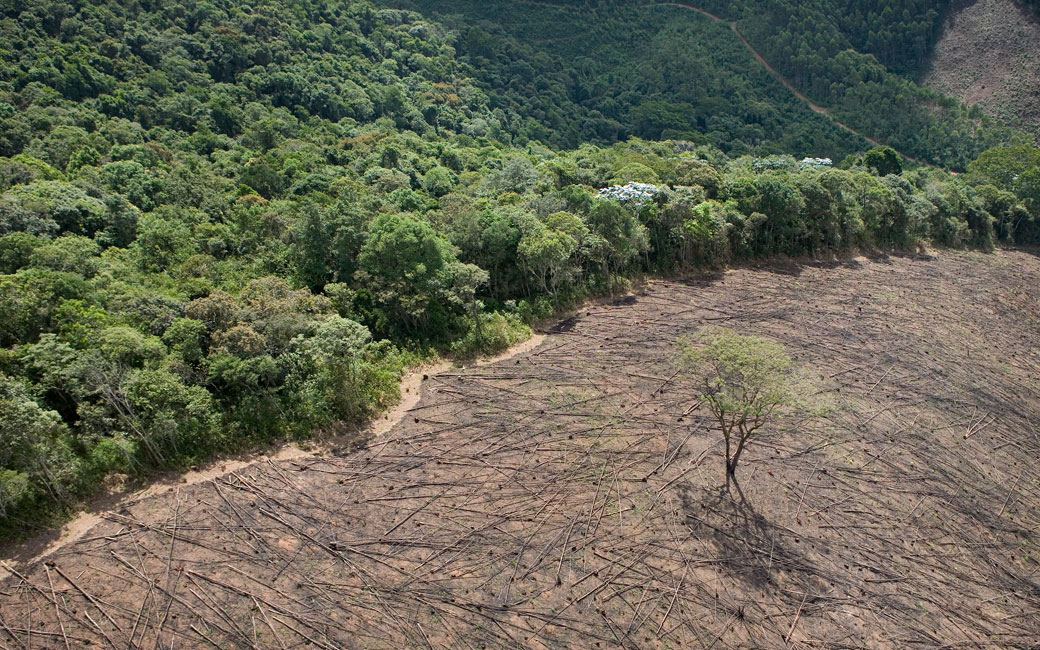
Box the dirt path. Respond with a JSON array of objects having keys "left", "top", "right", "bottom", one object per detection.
[
  {"left": 658, "top": 2, "right": 925, "bottom": 164},
  {"left": 0, "top": 334, "right": 545, "bottom": 574}
]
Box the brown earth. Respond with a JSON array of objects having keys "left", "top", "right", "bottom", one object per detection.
[
  {"left": 924, "top": 0, "right": 1040, "bottom": 139},
  {"left": 0, "top": 358, "right": 450, "bottom": 573},
  {"left": 1, "top": 250, "right": 1039, "bottom": 648},
  {"left": 0, "top": 337, "right": 547, "bottom": 574}
]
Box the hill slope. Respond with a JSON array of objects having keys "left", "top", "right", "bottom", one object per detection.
[
  {"left": 924, "top": 0, "right": 1040, "bottom": 139},
  {"left": 387, "top": 0, "right": 866, "bottom": 157},
  {"left": 389, "top": 0, "right": 1027, "bottom": 168},
  {"left": 2, "top": 249, "right": 1039, "bottom": 647},
  {"left": 3, "top": 0, "right": 1040, "bottom": 545}
]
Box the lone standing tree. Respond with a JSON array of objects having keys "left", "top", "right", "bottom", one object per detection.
[{"left": 679, "top": 327, "right": 808, "bottom": 489}]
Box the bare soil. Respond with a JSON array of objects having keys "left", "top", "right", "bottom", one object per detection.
[
  {"left": 0, "top": 357, "right": 456, "bottom": 573},
  {"left": 1, "top": 250, "right": 1039, "bottom": 648},
  {"left": 924, "top": 0, "right": 1040, "bottom": 138}
]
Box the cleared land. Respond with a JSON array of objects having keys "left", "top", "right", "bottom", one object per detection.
[
  {"left": 1, "top": 250, "right": 1039, "bottom": 648},
  {"left": 924, "top": 0, "right": 1040, "bottom": 138}
]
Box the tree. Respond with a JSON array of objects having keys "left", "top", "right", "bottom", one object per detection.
[
  {"left": 586, "top": 199, "right": 650, "bottom": 286},
  {"left": 293, "top": 203, "right": 332, "bottom": 291},
  {"left": 297, "top": 315, "right": 373, "bottom": 418},
  {"left": 518, "top": 224, "right": 577, "bottom": 304},
  {"left": 679, "top": 327, "right": 811, "bottom": 492},
  {"left": 674, "top": 158, "right": 722, "bottom": 198},
  {"left": 629, "top": 100, "right": 694, "bottom": 139},
  {"left": 163, "top": 318, "right": 207, "bottom": 365},
  {"left": 862, "top": 146, "right": 903, "bottom": 177},
  {"left": 486, "top": 158, "right": 539, "bottom": 194},
  {"left": 99, "top": 160, "right": 162, "bottom": 210},
  {"left": 0, "top": 374, "right": 86, "bottom": 516},
  {"left": 29, "top": 234, "right": 101, "bottom": 275},
  {"left": 134, "top": 211, "right": 193, "bottom": 271},
  {"left": 300, "top": 315, "right": 371, "bottom": 368},
  {"left": 966, "top": 146, "right": 1040, "bottom": 189},
  {"left": 356, "top": 212, "right": 470, "bottom": 335},
  {"left": 682, "top": 201, "right": 732, "bottom": 266},
  {"left": 0, "top": 269, "right": 87, "bottom": 347},
  {"left": 90, "top": 366, "right": 219, "bottom": 465},
  {"left": 0, "top": 232, "right": 43, "bottom": 273},
  {"left": 0, "top": 180, "right": 106, "bottom": 237},
  {"left": 422, "top": 165, "right": 458, "bottom": 197}
]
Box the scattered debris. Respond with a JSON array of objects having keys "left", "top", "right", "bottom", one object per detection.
[{"left": 2, "top": 251, "right": 1038, "bottom": 648}]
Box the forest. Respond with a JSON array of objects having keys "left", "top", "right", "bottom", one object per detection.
[
  {"left": 401, "top": 0, "right": 1030, "bottom": 169},
  {"left": 0, "top": 0, "right": 1039, "bottom": 539}
]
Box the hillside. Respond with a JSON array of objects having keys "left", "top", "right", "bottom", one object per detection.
[
  {"left": 383, "top": 0, "right": 864, "bottom": 158},
  {"left": 391, "top": 0, "right": 1029, "bottom": 169},
  {"left": 924, "top": 0, "right": 1040, "bottom": 139},
  {"left": 2, "top": 0, "right": 1040, "bottom": 643},
  {"left": 2, "top": 249, "right": 1039, "bottom": 647},
  {"left": 3, "top": 0, "right": 1040, "bottom": 543}
]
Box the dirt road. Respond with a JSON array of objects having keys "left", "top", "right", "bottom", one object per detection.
[{"left": 659, "top": 2, "right": 925, "bottom": 163}]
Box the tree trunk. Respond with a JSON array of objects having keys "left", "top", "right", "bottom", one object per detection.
[{"left": 724, "top": 430, "right": 734, "bottom": 483}]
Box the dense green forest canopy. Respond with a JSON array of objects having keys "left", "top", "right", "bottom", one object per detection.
[
  {"left": 394, "top": 0, "right": 1033, "bottom": 168},
  {"left": 695, "top": 0, "right": 1040, "bottom": 74},
  {"left": 390, "top": 0, "right": 864, "bottom": 157},
  {"left": 0, "top": 0, "right": 1039, "bottom": 539}
]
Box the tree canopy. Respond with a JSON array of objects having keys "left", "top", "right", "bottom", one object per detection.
[{"left": 679, "top": 327, "right": 809, "bottom": 485}]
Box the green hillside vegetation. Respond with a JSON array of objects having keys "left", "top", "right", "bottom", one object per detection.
[
  {"left": 391, "top": 0, "right": 865, "bottom": 157},
  {"left": 725, "top": 0, "right": 1040, "bottom": 77},
  {"left": 396, "top": 0, "right": 1030, "bottom": 169},
  {"left": 724, "top": 0, "right": 1026, "bottom": 169},
  {"left": 1, "top": 0, "right": 1039, "bottom": 539}
]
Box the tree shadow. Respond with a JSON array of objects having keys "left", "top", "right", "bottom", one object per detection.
[
  {"left": 611, "top": 294, "right": 638, "bottom": 306},
  {"left": 545, "top": 315, "right": 580, "bottom": 333},
  {"left": 1003, "top": 244, "right": 1040, "bottom": 261},
  {"left": 677, "top": 482, "right": 829, "bottom": 595},
  {"left": 665, "top": 248, "right": 945, "bottom": 285},
  {"left": 666, "top": 267, "right": 726, "bottom": 287}
]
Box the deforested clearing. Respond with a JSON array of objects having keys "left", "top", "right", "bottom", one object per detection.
[
  {"left": 924, "top": 0, "right": 1040, "bottom": 138},
  {"left": 2, "top": 249, "right": 1039, "bottom": 648}
]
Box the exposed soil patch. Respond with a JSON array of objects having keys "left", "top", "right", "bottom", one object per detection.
[
  {"left": 7, "top": 337, "right": 551, "bottom": 569},
  {"left": 0, "top": 350, "right": 511, "bottom": 572},
  {"left": 924, "top": 0, "right": 1040, "bottom": 138},
  {"left": 1, "top": 251, "right": 1038, "bottom": 648}
]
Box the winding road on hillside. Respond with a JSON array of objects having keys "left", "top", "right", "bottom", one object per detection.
[{"left": 657, "top": 2, "right": 924, "bottom": 163}]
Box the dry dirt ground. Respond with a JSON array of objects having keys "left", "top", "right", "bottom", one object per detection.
[
  {"left": 1, "top": 249, "right": 1039, "bottom": 649},
  {"left": 924, "top": 0, "right": 1040, "bottom": 138}
]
